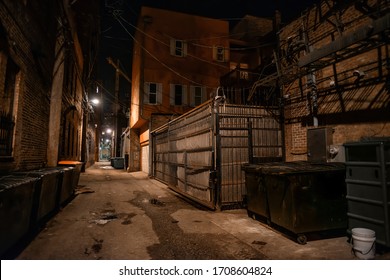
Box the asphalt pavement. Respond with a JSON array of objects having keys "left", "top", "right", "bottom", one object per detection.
[{"left": 14, "top": 161, "right": 390, "bottom": 260}]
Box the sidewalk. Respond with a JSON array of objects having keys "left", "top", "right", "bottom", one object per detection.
[{"left": 15, "top": 161, "right": 389, "bottom": 260}]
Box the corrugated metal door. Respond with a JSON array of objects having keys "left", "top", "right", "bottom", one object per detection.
[{"left": 151, "top": 102, "right": 282, "bottom": 209}]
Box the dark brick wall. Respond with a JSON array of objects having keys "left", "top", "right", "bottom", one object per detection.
[
  {"left": 278, "top": 0, "right": 390, "bottom": 161},
  {"left": 0, "top": 0, "right": 97, "bottom": 172},
  {"left": 0, "top": 0, "right": 58, "bottom": 171}
]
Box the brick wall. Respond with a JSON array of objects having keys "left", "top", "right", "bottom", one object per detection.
[
  {"left": 279, "top": 0, "right": 390, "bottom": 161},
  {"left": 0, "top": 1, "right": 57, "bottom": 171},
  {"left": 0, "top": 0, "right": 96, "bottom": 172}
]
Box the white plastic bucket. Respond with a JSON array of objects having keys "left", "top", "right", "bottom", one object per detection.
[{"left": 351, "top": 228, "right": 376, "bottom": 260}]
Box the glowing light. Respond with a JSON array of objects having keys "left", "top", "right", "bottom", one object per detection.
[{"left": 91, "top": 98, "right": 100, "bottom": 105}]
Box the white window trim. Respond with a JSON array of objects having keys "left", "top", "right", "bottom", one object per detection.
[
  {"left": 213, "top": 45, "right": 229, "bottom": 62},
  {"left": 190, "top": 85, "right": 206, "bottom": 107},
  {"left": 144, "top": 82, "right": 162, "bottom": 105},
  {"left": 170, "top": 84, "right": 187, "bottom": 106},
  {"left": 170, "top": 39, "right": 188, "bottom": 57}
]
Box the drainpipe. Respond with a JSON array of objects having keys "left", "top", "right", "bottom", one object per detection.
[
  {"left": 308, "top": 69, "right": 318, "bottom": 127},
  {"left": 213, "top": 87, "right": 225, "bottom": 210},
  {"left": 303, "top": 21, "right": 318, "bottom": 127}
]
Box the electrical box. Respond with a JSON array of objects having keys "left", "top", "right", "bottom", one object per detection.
[
  {"left": 307, "top": 127, "right": 333, "bottom": 162},
  {"left": 328, "top": 144, "right": 345, "bottom": 162}
]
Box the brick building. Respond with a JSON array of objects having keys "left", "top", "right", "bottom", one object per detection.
[
  {"left": 0, "top": 0, "right": 99, "bottom": 173},
  {"left": 253, "top": 0, "right": 390, "bottom": 161},
  {"left": 129, "top": 7, "right": 232, "bottom": 173}
]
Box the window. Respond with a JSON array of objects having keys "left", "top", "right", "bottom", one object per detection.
[
  {"left": 174, "top": 85, "right": 182, "bottom": 105},
  {"left": 170, "top": 84, "right": 187, "bottom": 106},
  {"left": 0, "top": 52, "right": 20, "bottom": 157},
  {"left": 239, "top": 63, "right": 249, "bottom": 80},
  {"left": 60, "top": 107, "right": 80, "bottom": 160},
  {"left": 170, "top": 39, "right": 187, "bottom": 57},
  {"left": 144, "top": 82, "right": 162, "bottom": 104},
  {"left": 213, "top": 46, "right": 229, "bottom": 62},
  {"left": 190, "top": 86, "right": 206, "bottom": 107},
  {"left": 149, "top": 83, "right": 157, "bottom": 104}
]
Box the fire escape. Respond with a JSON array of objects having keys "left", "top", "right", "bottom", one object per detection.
[{"left": 249, "top": 0, "right": 390, "bottom": 125}]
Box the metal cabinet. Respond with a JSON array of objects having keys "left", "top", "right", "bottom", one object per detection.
[{"left": 344, "top": 138, "right": 390, "bottom": 247}]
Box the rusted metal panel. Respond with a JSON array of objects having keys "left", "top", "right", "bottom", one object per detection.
[{"left": 151, "top": 102, "right": 282, "bottom": 209}]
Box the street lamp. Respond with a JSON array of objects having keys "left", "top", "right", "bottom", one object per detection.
[{"left": 91, "top": 98, "right": 100, "bottom": 105}]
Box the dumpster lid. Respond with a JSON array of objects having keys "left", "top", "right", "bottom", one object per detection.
[
  {"left": 58, "top": 161, "right": 83, "bottom": 165},
  {"left": 344, "top": 137, "right": 390, "bottom": 146},
  {"left": 0, "top": 175, "right": 39, "bottom": 190},
  {"left": 242, "top": 161, "right": 345, "bottom": 175}
]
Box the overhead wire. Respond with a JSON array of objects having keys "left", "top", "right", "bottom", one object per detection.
[
  {"left": 114, "top": 12, "right": 272, "bottom": 89},
  {"left": 103, "top": 8, "right": 274, "bottom": 111},
  {"left": 119, "top": 13, "right": 270, "bottom": 51},
  {"left": 95, "top": 80, "right": 199, "bottom": 116},
  {"left": 114, "top": 14, "right": 214, "bottom": 88},
  {"left": 117, "top": 15, "right": 231, "bottom": 72}
]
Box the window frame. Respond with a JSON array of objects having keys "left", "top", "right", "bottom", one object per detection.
[
  {"left": 0, "top": 52, "right": 21, "bottom": 159},
  {"left": 190, "top": 85, "right": 206, "bottom": 107},
  {"left": 170, "top": 84, "right": 187, "bottom": 106},
  {"left": 144, "top": 82, "right": 162, "bottom": 105},
  {"left": 170, "top": 39, "right": 188, "bottom": 57},
  {"left": 213, "top": 45, "right": 229, "bottom": 62}
]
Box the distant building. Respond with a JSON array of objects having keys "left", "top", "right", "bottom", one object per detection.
[{"left": 129, "top": 7, "right": 232, "bottom": 173}]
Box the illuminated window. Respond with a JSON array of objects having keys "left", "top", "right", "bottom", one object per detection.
[{"left": 213, "top": 46, "right": 228, "bottom": 62}]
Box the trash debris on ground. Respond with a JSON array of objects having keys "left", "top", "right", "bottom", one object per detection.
[
  {"left": 75, "top": 185, "right": 95, "bottom": 195},
  {"left": 149, "top": 198, "right": 165, "bottom": 206}
]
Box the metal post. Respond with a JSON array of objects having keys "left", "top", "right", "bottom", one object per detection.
[{"left": 248, "top": 119, "right": 254, "bottom": 164}]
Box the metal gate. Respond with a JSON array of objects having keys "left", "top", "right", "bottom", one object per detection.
[{"left": 151, "top": 101, "right": 282, "bottom": 209}]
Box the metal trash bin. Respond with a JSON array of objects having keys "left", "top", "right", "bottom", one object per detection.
[
  {"left": 14, "top": 168, "right": 62, "bottom": 225},
  {"left": 0, "top": 176, "right": 39, "bottom": 257},
  {"left": 242, "top": 161, "right": 347, "bottom": 244},
  {"left": 344, "top": 138, "right": 390, "bottom": 247},
  {"left": 58, "top": 160, "right": 82, "bottom": 190},
  {"left": 112, "top": 157, "right": 124, "bottom": 169},
  {"left": 56, "top": 166, "right": 75, "bottom": 206}
]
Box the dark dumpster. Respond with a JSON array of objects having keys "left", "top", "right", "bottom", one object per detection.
[
  {"left": 14, "top": 168, "right": 62, "bottom": 225},
  {"left": 0, "top": 176, "right": 39, "bottom": 257},
  {"left": 58, "top": 161, "right": 82, "bottom": 196},
  {"left": 242, "top": 161, "right": 347, "bottom": 244},
  {"left": 344, "top": 138, "right": 390, "bottom": 247},
  {"left": 111, "top": 157, "right": 124, "bottom": 169},
  {"left": 57, "top": 166, "right": 75, "bottom": 206}
]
